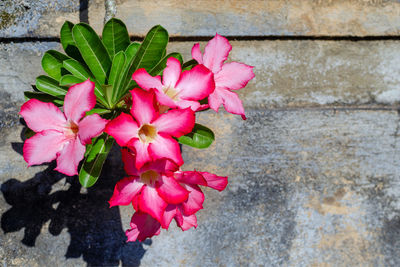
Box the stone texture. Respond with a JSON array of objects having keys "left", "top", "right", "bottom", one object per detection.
[
  {"left": 2, "top": 41, "right": 400, "bottom": 112},
  {"left": 1, "top": 109, "right": 399, "bottom": 266},
  {"left": 3, "top": 0, "right": 400, "bottom": 38}
]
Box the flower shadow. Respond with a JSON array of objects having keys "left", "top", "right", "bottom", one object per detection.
[{"left": 1, "top": 127, "right": 148, "bottom": 266}]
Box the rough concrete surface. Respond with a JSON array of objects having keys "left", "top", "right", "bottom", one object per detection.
[{"left": 3, "top": 0, "right": 400, "bottom": 37}]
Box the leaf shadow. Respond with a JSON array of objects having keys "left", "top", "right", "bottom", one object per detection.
[{"left": 1, "top": 128, "right": 149, "bottom": 267}]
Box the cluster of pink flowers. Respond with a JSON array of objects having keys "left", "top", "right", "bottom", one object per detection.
[{"left": 20, "top": 34, "right": 254, "bottom": 241}]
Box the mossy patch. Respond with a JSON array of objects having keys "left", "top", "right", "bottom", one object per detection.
[{"left": 0, "top": 11, "right": 16, "bottom": 29}]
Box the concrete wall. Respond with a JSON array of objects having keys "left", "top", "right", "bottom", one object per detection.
[{"left": 1, "top": 1, "right": 400, "bottom": 266}]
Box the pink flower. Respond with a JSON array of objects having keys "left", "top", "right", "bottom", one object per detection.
[
  {"left": 191, "top": 34, "right": 255, "bottom": 119},
  {"left": 126, "top": 212, "right": 161, "bottom": 242},
  {"left": 109, "top": 149, "right": 189, "bottom": 222},
  {"left": 105, "top": 88, "right": 195, "bottom": 169},
  {"left": 132, "top": 57, "right": 215, "bottom": 111},
  {"left": 20, "top": 80, "right": 108, "bottom": 176}
]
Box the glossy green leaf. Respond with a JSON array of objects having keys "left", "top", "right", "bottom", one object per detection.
[
  {"left": 149, "top": 52, "right": 183, "bottom": 76},
  {"left": 79, "top": 134, "right": 114, "bottom": 188},
  {"left": 41, "top": 50, "right": 70, "bottom": 80},
  {"left": 102, "top": 18, "right": 130, "bottom": 58},
  {"left": 60, "top": 21, "right": 84, "bottom": 62},
  {"left": 182, "top": 59, "right": 198, "bottom": 71},
  {"left": 60, "top": 75, "right": 85, "bottom": 86},
  {"left": 108, "top": 51, "right": 126, "bottom": 105},
  {"left": 63, "top": 59, "right": 107, "bottom": 106},
  {"left": 24, "top": 91, "right": 64, "bottom": 106},
  {"left": 35, "top": 75, "right": 68, "bottom": 98},
  {"left": 178, "top": 123, "right": 215, "bottom": 149},
  {"left": 85, "top": 108, "right": 111, "bottom": 116},
  {"left": 72, "top": 23, "right": 112, "bottom": 85}
]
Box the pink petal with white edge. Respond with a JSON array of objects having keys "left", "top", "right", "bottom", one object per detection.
[
  {"left": 162, "top": 57, "right": 181, "bottom": 88},
  {"left": 175, "top": 64, "right": 215, "bottom": 101},
  {"left": 78, "top": 114, "right": 108, "bottom": 145},
  {"left": 156, "top": 175, "right": 189, "bottom": 204},
  {"left": 20, "top": 99, "right": 66, "bottom": 132},
  {"left": 130, "top": 89, "right": 158, "bottom": 125},
  {"left": 132, "top": 68, "right": 163, "bottom": 91},
  {"left": 23, "top": 130, "right": 65, "bottom": 167},
  {"left": 109, "top": 176, "right": 144, "bottom": 207},
  {"left": 63, "top": 80, "right": 96, "bottom": 123},
  {"left": 121, "top": 149, "right": 140, "bottom": 176},
  {"left": 176, "top": 212, "right": 197, "bottom": 231},
  {"left": 174, "top": 171, "right": 207, "bottom": 186},
  {"left": 154, "top": 89, "right": 177, "bottom": 108},
  {"left": 149, "top": 134, "right": 183, "bottom": 166},
  {"left": 203, "top": 33, "right": 232, "bottom": 73},
  {"left": 161, "top": 204, "right": 177, "bottom": 229},
  {"left": 54, "top": 137, "right": 86, "bottom": 176},
  {"left": 128, "top": 139, "right": 151, "bottom": 170},
  {"left": 218, "top": 88, "right": 246, "bottom": 120},
  {"left": 180, "top": 184, "right": 205, "bottom": 216},
  {"left": 208, "top": 89, "right": 223, "bottom": 113},
  {"left": 215, "top": 62, "right": 255, "bottom": 90},
  {"left": 191, "top": 43, "right": 203, "bottom": 64},
  {"left": 199, "top": 171, "right": 228, "bottom": 191},
  {"left": 175, "top": 99, "right": 201, "bottom": 111},
  {"left": 105, "top": 113, "right": 138, "bottom": 146},
  {"left": 153, "top": 108, "right": 195, "bottom": 138},
  {"left": 139, "top": 185, "right": 168, "bottom": 222},
  {"left": 126, "top": 212, "right": 161, "bottom": 242}
]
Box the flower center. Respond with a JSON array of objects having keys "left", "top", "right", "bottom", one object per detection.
[
  {"left": 163, "top": 86, "right": 180, "bottom": 101},
  {"left": 140, "top": 170, "right": 159, "bottom": 185},
  {"left": 138, "top": 124, "right": 157, "bottom": 143},
  {"left": 64, "top": 120, "right": 79, "bottom": 139}
]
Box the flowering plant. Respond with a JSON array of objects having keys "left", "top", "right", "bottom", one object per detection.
[{"left": 20, "top": 19, "right": 254, "bottom": 241}]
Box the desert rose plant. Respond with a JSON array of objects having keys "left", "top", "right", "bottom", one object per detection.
[{"left": 20, "top": 19, "right": 255, "bottom": 241}]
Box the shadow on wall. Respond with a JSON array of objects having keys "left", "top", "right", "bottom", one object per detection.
[{"left": 1, "top": 124, "right": 148, "bottom": 267}]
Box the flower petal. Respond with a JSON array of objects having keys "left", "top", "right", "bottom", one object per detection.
[
  {"left": 139, "top": 185, "right": 168, "bottom": 222},
  {"left": 218, "top": 88, "right": 246, "bottom": 120},
  {"left": 214, "top": 62, "right": 255, "bottom": 90},
  {"left": 181, "top": 184, "right": 205, "bottom": 216},
  {"left": 54, "top": 137, "right": 86, "bottom": 176},
  {"left": 121, "top": 149, "right": 140, "bottom": 176},
  {"left": 175, "top": 209, "right": 197, "bottom": 231},
  {"left": 203, "top": 33, "right": 232, "bottom": 73},
  {"left": 128, "top": 139, "right": 151, "bottom": 170},
  {"left": 208, "top": 89, "right": 223, "bottom": 113},
  {"left": 175, "top": 100, "right": 201, "bottom": 111},
  {"left": 130, "top": 88, "right": 158, "bottom": 125},
  {"left": 191, "top": 43, "right": 203, "bottom": 64},
  {"left": 105, "top": 112, "right": 138, "bottom": 146},
  {"left": 132, "top": 68, "right": 163, "bottom": 91},
  {"left": 141, "top": 158, "right": 179, "bottom": 174},
  {"left": 162, "top": 57, "right": 181, "bottom": 88},
  {"left": 161, "top": 204, "right": 177, "bottom": 229},
  {"left": 126, "top": 212, "right": 161, "bottom": 242},
  {"left": 156, "top": 175, "right": 189, "bottom": 204},
  {"left": 154, "top": 89, "right": 178, "bottom": 109},
  {"left": 199, "top": 171, "right": 228, "bottom": 191},
  {"left": 149, "top": 134, "right": 183, "bottom": 166},
  {"left": 174, "top": 171, "right": 207, "bottom": 186},
  {"left": 153, "top": 108, "right": 195, "bottom": 138},
  {"left": 23, "top": 130, "right": 65, "bottom": 167},
  {"left": 20, "top": 99, "right": 66, "bottom": 132},
  {"left": 175, "top": 64, "right": 215, "bottom": 101},
  {"left": 78, "top": 114, "right": 108, "bottom": 144},
  {"left": 109, "top": 176, "right": 144, "bottom": 207},
  {"left": 63, "top": 79, "right": 96, "bottom": 123}
]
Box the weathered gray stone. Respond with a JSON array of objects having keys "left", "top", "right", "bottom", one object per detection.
[
  {"left": 89, "top": 0, "right": 400, "bottom": 37},
  {"left": 1, "top": 109, "right": 399, "bottom": 266}
]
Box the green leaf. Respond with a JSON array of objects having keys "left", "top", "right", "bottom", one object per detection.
[
  {"left": 79, "top": 134, "right": 114, "bottom": 188},
  {"left": 85, "top": 108, "right": 111, "bottom": 116},
  {"left": 63, "top": 59, "right": 107, "bottom": 106},
  {"left": 35, "top": 75, "right": 68, "bottom": 98},
  {"left": 178, "top": 123, "right": 215, "bottom": 149},
  {"left": 102, "top": 18, "right": 130, "bottom": 58},
  {"left": 182, "top": 59, "right": 198, "bottom": 71},
  {"left": 24, "top": 127, "right": 35, "bottom": 139},
  {"left": 108, "top": 51, "right": 126, "bottom": 104},
  {"left": 41, "top": 50, "right": 70, "bottom": 80},
  {"left": 60, "top": 21, "right": 84, "bottom": 62},
  {"left": 24, "top": 91, "right": 64, "bottom": 106},
  {"left": 72, "top": 23, "right": 112, "bottom": 85},
  {"left": 149, "top": 52, "right": 183, "bottom": 76},
  {"left": 125, "top": 42, "right": 140, "bottom": 62},
  {"left": 60, "top": 74, "right": 85, "bottom": 86}
]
